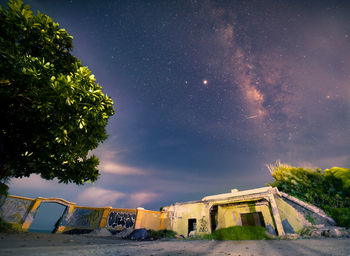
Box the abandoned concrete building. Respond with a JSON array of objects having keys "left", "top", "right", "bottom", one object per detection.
[
  {"left": 163, "top": 186, "right": 335, "bottom": 237},
  {"left": 0, "top": 186, "right": 335, "bottom": 237}
]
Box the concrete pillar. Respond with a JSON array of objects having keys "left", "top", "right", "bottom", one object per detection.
[
  {"left": 22, "top": 197, "right": 44, "bottom": 231},
  {"left": 55, "top": 203, "right": 76, "bottom": 233},
  {"left": 134, "top": 207, "right": 144, "bottom": 229},
  {"left": 99, "top": 206, "right": 112, "bottom": 228},
  {"left": 268, "top": 195, "right": 285, "bottom": 236},
  {"left": 160, "top": 211, "right": 166, "bottom": 230}
]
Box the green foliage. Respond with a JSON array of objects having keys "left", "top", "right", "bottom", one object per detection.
[
  {"left": 324, "top": 167, "right": 350, "bottom": 192},
  {"left": 268, "top": 161, "right": 350, "bottom": 227},
  {"left": 147, "top": 229, "right": 177, "bottom": 240},
  {"left": 201, "top": 226, "right": 271, "bottom": 240},
  {"left": 0, "top": 181, "right": 9, "bottom": 196},
  {"left": 0, "top": 0, "right": 114, "bottom": 184},
  {"left": 0, "top": 217, "right": 17, "bottom": 232},
  {"left": 323, "top": 207, "right": 350, "bottom": 227},
  {"left": 305, "top": 214, "right": 316, "bottom": 225}
]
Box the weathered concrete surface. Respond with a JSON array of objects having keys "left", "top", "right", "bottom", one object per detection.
[
  {"left": 0, "top": 232, "right": 349, "bottom": 256},
  {"left": 165, "top": 187, "right": 287, "bottom": 237},
  {"left": 0, "top": 195, "right": 161, "bottom": 233},
  {"left": 279, "top": 192, "right": 336, "bottom": 225}
]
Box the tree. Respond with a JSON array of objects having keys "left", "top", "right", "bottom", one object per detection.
[{"left": 0, "top": 0, "right": 114, "bottom": 186}]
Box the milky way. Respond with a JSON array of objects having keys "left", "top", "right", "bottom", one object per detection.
[{"left": 8, "top": 0, "right": 350, "bottom": 209}]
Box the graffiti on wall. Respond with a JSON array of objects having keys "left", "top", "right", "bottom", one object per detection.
[
  {"left": 64, "top": 208, "right": 103, "bottom": 229},
  {"left": 107, "top": 211, "right": 136, "bottom": 230},
  {"left": 0, "top": 197, "right": 33, "bottom": 223},
  {"left": 198, "top": 217, "right": 208, "bottom": 232}
]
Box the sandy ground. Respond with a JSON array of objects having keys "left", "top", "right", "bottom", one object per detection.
[{"left": 0, "top": 232, "right": 349, "bottom": 256}]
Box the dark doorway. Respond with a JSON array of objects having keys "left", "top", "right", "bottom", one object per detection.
[
  {"left": 188, "top": 218, "right": 197, "bottom": 236},
  {"left": 210, "top": 205, "right": 218, "bottom": 232},
  {"left": 28, "top": 202, "right": 67, "bottom": 233},
  {"left": 240, "top": 212, "right": 265, "bottom": 227}
]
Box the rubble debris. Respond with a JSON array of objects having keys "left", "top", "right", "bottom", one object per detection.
[
  {"left": 127, "top": 228, "right": 148, "bottom": 240},
  {"left": 87, "top": 228, "right": 112, "bottom": 237}
]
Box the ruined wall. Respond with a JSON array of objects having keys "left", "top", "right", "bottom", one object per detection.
[
  {"left": 60, "top": 207, "right": 104, "bottom": 232},
  {"left": 1, "top": 195, "right": 143, "bottom": 234},
  {"left": 274, "top": 196, "right": 305, "bottom": 234},
  {"left": 162, "top": 211, "right": 172, "bottom": 231},
  {"left": 58, "top": 207, "right": 139, "bottom": 233},
  {"left": 55, "top": 206, "right": 165, "bottom": 234},
  {"left": 135, "top": 209, "right": 163, "bottom": 230},
  {"left": 1, "top": 195, "right": 167, "bottom": 234},
  {"left": 105, "top": 209, "right": 136, "bottom": 231},
  {"left": 0, "top": 195, "right": 34, "bottom": 229},
  {"left": 217, "top": 200, "right": 277, "bottom": 235},
  {"left": 279, "top": 195, "right": 335, "bottom": 226},
  {"left": 165, "top": 202, "right": 211, "bottom": 237}
]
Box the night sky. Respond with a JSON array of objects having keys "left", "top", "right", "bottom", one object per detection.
[{"left": 6, "top": 0, "right": 350, "bottom": 210}]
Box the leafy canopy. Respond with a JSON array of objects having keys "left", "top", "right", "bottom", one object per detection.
[{"left": 0, "top": 0, "right": 114, "bottom": 184}]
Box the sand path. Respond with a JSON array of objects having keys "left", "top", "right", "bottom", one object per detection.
[{"left": 0, "top": 232, "right": 349, "bottom": 255}]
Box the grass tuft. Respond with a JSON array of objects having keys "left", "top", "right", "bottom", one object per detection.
[
  {"left": 147, "top": 229, "right": 177, "bottom": 239},
  {"left": 305, "top": 214, "right": 316, "bottom": 225}
]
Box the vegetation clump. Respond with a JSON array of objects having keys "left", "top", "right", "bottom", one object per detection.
[
  {"left": 0, "top": 218, "right": 17, "bottom": 233},
  {"left": 147, "top": 229, "right": 177, "bottom": 240},
  {"left": 201, "top": 226, "right": 271, "bottom": 240},
  {"left": 268, "top": 161, "right": 350, "bottom": 227}
]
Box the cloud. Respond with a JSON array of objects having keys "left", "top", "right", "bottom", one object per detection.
[
  {"left": 77, "top": 187, "right": 125, "bottom": 207},
  {"left": 8, "top": 174, "right": 82, "bottom": 202},
  {"left": 128, "top": 192, "right": 159, "bottom": 208},
  {"left": 99, "top": 161, "right": 146, "bottom": 175},
  {"left": 9, "top": 174, "right": 54, "bottom": 190},
  {"left": 91, "top": 143, "right": 148, "bottom": 176}
]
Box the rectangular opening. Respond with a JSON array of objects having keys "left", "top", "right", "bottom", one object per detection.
[
  {"left": 188, "top": 218, "right": 197, "bottom": 235},
  {"left": 210, "top": 205, "right": 218, "bottom": 232},
  {"left": 240, "top": 212, "right": 265, "bottom": 227},
  {"left": 28, "top": 202, "right": 67, "bottom": 233}
]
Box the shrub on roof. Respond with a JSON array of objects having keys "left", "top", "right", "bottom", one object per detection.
[{"left": 267, "top": 161, "right": 350, "bottom": 227}]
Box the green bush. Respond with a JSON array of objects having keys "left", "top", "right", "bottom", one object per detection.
[
  {"left": 0, "top": 218, "right": 16, "bottom": 232},
  {"left": 267, "top": 161, "right": 350, "bottom": 227},
  {"left": 147, "top": 229, "right": 177, "bottom": 239},
  {"left": 323, "top": 207, "right": 350, "bottom": 227},
  {"left": 0, "top": 181, "right": 9, "bottom": 196},
  {"left": 202, "top": 226, "right": 271, "bottom": 240}
]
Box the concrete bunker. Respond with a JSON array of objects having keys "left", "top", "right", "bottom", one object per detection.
[{"left": 163, "top": 186, "right": 336, "bottom": 237}]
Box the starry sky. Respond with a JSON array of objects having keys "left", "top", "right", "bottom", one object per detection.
[{"left": 6, "top": 0, "right": 350, "bottom": 210}]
